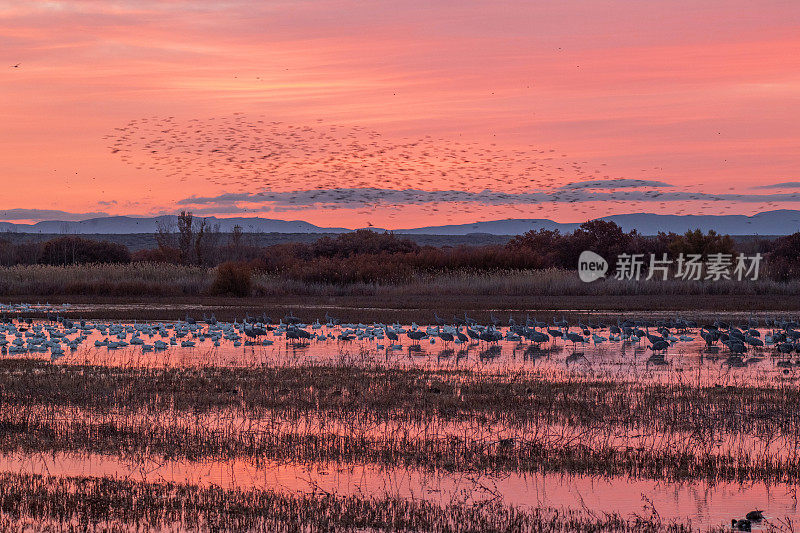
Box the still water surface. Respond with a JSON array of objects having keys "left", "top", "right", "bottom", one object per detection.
[{"left": 2, "top": 313, "right": 799, "bottom": 529}]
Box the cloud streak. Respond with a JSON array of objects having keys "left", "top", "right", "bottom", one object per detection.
[
  {"left": 177, "top": 187, "right": 800, "bottom": 210},
  {"left": 559, "top": 179, "right": 674, "bottom": 190},
  {"left": 0, "top": 209, "right": 109, "bottom": 221},
  {"left": 751, "top": 182, "right": 800, "bottom": 189}
]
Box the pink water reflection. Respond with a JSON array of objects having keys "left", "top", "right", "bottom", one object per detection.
[{"left": 0, "top": 451, "right": 794, "bottom": 530}]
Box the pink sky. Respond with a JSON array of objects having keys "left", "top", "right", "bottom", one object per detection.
[{"left": 2, "top": 0, "right": 799, "bottom": 228}]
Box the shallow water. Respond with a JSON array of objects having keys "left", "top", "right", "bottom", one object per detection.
[
  {"left": 2, "top": 313, "right": 799, "bottom": 530},
  {"left": 0, "top": 451, "right": 792, "bottom": 530},
  {"left": 7, "top": 319, "right": 796, "bottom": 388}
]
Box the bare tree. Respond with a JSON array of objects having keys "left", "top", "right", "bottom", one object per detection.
[
  {"left": 177, "top": 211, "right": 194, "bottom": 265},
  {"left": 231, "top": 225, "right": 243, "bottom": 248},
  {"left": 155, "top": 218, "right": 175, "bottom": 255},
  {"left": 154, "top": 212, "right": 221, "bottom": 265},
  {"left": 203, "top": 223, "right": 222, "bottom": 265},
  {"left": 194, "top": 218, "right": 207, "bottom": 266},
  {"left": 230, "top": 224, "right": 244, "bottom": 260}
]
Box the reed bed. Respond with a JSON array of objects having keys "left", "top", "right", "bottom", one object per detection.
[
  {"left": 2, "top": 263, "right": 800, "bottom": 299},
  {"left": 0, "top": 360, "right": 798, "bottom": 484},
  {"left": 0, "top": 472, "right": 717, "bottom": 532},
  {"left": 0, "top": 408, "right": 797, "bottom": 484},
  {"left": 1, "top": 361, "right": 798, "bottom": 438},
  {"left": 0, "top": 358, "right": 792, "bottom": 528},
  {"left": 369, "top": 270, "right": 800, "bottom": 298},
  {"left": 0, "top": 262, "right": 207, "bottom": 296}
]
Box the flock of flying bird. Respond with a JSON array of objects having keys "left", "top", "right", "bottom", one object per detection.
[
  {"left": 102, "top": 113, "right": 749, "bottom": 223},
  {"left": 2, "top": 310, "right": 800, "bottom": 371}
]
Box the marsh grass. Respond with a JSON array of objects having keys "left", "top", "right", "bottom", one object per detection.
[
  {"left": 1, "top": 263, "right": 800, "bottom": 299},
  {"left": 1, "top": 409, "right": 797, "bottom": 484},
  {"left": 1, "top": 360, "right": 799, "bottom": 484},
  {"left": 1, "top": 361, "right": 798, "bottom": 437},
  {"left": 0, "top": 472, "right": 718, "bottom": 532},
  {"left": 0, "top": 263, "right": 207, "bottom": 296}
]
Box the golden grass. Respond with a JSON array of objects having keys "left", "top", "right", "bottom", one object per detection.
[{"left": 0, "top": 263, "right": 798, "bottom": 298}]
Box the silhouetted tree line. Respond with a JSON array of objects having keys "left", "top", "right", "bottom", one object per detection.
[
  {"left": 148, "top": 211, "right": 223, "bottom": 266},
  {"left": 133, "top": 218, "right": 759, "bottom": 283},
  {"left": 766, "top": 233, "right": 800, "bottom": 281},
  {"left": 506, "top": 221, "right": 738, "bottom": 270},
  {"left": 5, "top": 214, "right": 800, "bottom": 281},
  {"left": 0, "top": 236, "right": 130, "bottom": 266}
]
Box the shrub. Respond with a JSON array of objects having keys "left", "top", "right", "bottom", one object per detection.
[
  {"left": 39, "top": 236, "right": 130, "bottom": 265},
  {"left": 312, "top": 229, "right": 420, "bottom": 258},
  {"left": 764, "top": 232, "right": 800, "bottom": 281},
  {"left": 667, "top": 229, "right": 736, "bottom": 259},
  {"left": 131, "top": 247, "right": 181, "bottom": 263},
  {"left": 210, "top": 262, "right": 252, "bottom": 296}
]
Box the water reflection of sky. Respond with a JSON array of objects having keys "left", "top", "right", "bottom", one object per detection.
[
  {"left": 0, "top": 451, "right": 794, "bottom": 530},
  {"left": 2, "top": 315, "right": 800, "bottom": 530},
  {"left": 10, "top": 320, "right": 796, "bottom": 388}
]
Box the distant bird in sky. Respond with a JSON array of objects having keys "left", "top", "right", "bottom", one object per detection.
[{"left": 10, "top": 63, "right": 20, "bottom": 68}]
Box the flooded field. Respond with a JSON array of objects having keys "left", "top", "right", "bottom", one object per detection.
[{"left": 1, "top": 305, "right": 799, "bottom": 531}]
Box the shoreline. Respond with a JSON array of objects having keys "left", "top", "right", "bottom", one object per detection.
[{"left": 3, "top": 293, "right": 800, "bottom": 322}]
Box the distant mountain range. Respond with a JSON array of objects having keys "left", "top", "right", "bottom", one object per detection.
[
  {"left": 0, "top": 216, "right": 349, "bottom": 235},
  {"left": 1, "top": 210, "right": 799, "bottom": 236}
]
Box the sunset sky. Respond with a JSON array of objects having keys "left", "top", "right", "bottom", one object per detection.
[{"left": 2, "top": 0, "right": 799, "bottom": 228}]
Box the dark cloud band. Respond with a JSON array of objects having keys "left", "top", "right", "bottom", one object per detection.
[
  {"left": 559, "top": 179, "right": 673, "bottom": 189},
  {"left": 751, "top": 182, "right": 800, "bottom": 190},
  {"left": 0, "top": 209, "right": 110, "bottom": 221},
  {"left": 177, "top": 187, "right": 800, "bottom": 209}
]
